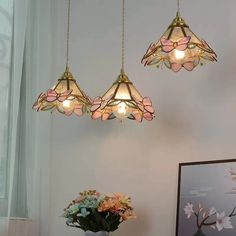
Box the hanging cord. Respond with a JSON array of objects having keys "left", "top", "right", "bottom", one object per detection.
[
  {"left": 66, "top": 0, "right": 71, "bottom": 69},
  {"left": 121, "top": 0, "right": 125, "bottom": 73},
  {"left": 177, "top": 0, "right": 180, "bottom": 13}
]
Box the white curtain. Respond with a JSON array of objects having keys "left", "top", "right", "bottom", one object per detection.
[
  {"left": 0, "top": 0, "right": 13, "bottom": 218},
  {"left": 0, "top": 0, "right": 53, "bottom": 235}
]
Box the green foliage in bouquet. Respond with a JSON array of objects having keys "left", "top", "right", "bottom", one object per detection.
[{"left": 63, "top": 190, "right": 135, "bottom": 232}]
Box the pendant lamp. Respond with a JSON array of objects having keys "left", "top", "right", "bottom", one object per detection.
[
  {"left": 33, "top": 0, "right": 91, "bottom": 116},
  {"left": 142, "top": 0, "right": 217, "bottom": 72},
  {"left": 91, "top": 0, "right": 155, "bottom": 122}
]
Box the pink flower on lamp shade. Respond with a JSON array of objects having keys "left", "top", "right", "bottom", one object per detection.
[
  {"left": 91, "top": 95, "right": 155, "bottom": 122},
  {"left": 161, "top": 36, "right": 191, "bottom": 53},
  {"left": 132, "top": 97, "right": 155, "bottom": 122},
  {"left": 90, "top": 96, "right": 113, "bottom": 121}
]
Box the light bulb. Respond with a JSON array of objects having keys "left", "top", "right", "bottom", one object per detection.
[
  {"left": 62, "top": 99, "right": 71, "bottom": 108},
  {"left": 117, "top": 102, "right": 127, "bottom": 115},
  {"left": 114, "top": 102, "right": 130, "bottom": 119},
  {"left": 174, "top": 49, "right": 186, "bottom": 60}
]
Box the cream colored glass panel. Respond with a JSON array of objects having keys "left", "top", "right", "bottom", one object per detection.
[
  {"left": 129, "top": 85, "right": 143, "bottom": 101},
  {"left": 169, "top": 27, "right": 185, "bottom": 41},
  {"left": 184, "top": 28, "right": 202, "bottom": 44},
  {"left": 103, "top": 84, "right": 117, "bottom": 100},
  {"left": 114, "top": 83, "right": 131, "bottom": 100}
]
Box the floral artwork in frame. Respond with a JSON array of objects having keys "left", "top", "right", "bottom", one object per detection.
[{"left": 176, "top": 159, "right": 236, "bottom": 236}]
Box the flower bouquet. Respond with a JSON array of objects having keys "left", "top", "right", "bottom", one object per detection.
[{"left": 63, "top": 190, "right": 135, "bottom": 235}]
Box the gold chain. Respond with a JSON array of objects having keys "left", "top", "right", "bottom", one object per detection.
[
  {"left": 121, "top": 0, "right": 125, "bottom": 73},
  {"left": 66, "top": 0, "right": 71, "bottom": 68}
]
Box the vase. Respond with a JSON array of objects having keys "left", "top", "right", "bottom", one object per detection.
[
  {"left": 84, "top": 231, "right": 109, "bottom": 236},
  {"left": 193, "top": 229, "right": 207, "bottom": 236}
]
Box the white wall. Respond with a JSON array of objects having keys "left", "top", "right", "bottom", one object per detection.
[{"left": 48, "top": 1, "right": 236, "bottom": 236}]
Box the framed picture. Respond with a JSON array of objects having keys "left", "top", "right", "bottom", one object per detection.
[{"left": 176, "top": 159, "right": 236, "bottom": 236}]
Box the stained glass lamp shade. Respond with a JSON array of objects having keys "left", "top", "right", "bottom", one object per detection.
[
  {"left": 33, "top": 67, "right": 91, "bottom": 116},
  {"left": 91, "top": 71, "right": 155, "bottom": 122},
  {"left": 142, "top": 12, "right": 217, "bottom": 72},
  {"left": 33, "top": 0, "right": 91, "bottom": 116},
  {"left": 91, "top": 0, "right": 155, "bottom": 122}
]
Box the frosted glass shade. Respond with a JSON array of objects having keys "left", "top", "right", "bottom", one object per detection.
[
  {"left": 142, "top": 12, "right": 217, "bottom": 72},
  {"left": 33, "top": 67, "right": 91, "bottom": 116},
  {"left": 91, "top": 72, "right": 155, "bottom": 122}
]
